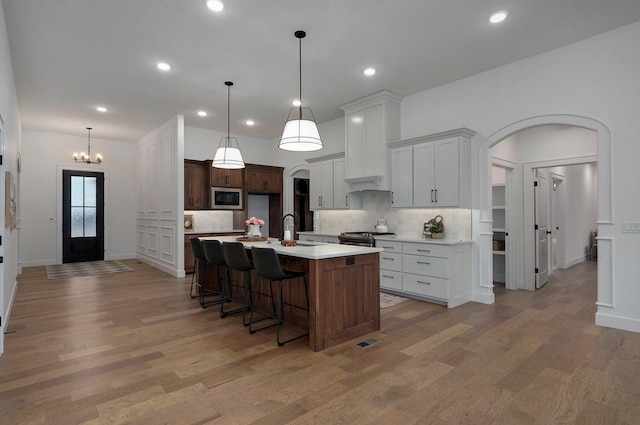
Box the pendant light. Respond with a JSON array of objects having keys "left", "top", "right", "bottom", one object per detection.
[
  {"left": 279, "top": 30, "right": 323, "bottom": 152},
  {"left": 213, "top": 81, "right": 245, "bottom": 169},
  {"left": 73, "top": 127, "right": 102, "bottom": 164}
]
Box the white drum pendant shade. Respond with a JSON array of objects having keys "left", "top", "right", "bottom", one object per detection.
[
  {"left": 212, "top": 142, "right": 244, "bottom": 169},
  {"left": 279, "top": 108, "right": 322, "bottom": 151}
]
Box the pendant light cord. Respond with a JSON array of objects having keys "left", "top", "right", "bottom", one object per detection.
[
  {"left": 225, "top": 81, "right": 233, "bottom": 146},
  {"left": 299, "top": 34, "right": 303, "bottom": 117},
  {"left": 86, "top": 127, "right": 92, "bottom": 157}
]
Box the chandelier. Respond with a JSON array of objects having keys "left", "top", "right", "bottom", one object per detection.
[{"left": 73, "top": 127, "right": 102, "bottom": 164}]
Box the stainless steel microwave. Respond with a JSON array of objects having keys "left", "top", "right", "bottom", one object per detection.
[{"left": 211, "top": 187, "right": 243, "bottom": 210}]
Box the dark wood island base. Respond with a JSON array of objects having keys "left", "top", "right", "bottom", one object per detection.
[{"left": 199, "top": 240, "right": 380, "bottom": 352}]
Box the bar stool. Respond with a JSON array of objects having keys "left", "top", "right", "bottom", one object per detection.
[
  {"left": 221, "top": 242, "right": 253, "bottom": 324},
  {"left": 189, "top": 237, "right": 207, "bottom": 300},
  {"left": 250, "top": 246, "right": 310, "bottom": 346},
  {"left": 201, "top": 239, "right": 231, "bottom": 308}
]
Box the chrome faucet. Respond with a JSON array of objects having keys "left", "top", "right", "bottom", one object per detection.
[{"left": 281, "top": 213, "right": 296, "bottom": 241}]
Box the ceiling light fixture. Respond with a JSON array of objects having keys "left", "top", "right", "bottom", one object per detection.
[
  {"left": 212, "top": 81, "right": 245, "bottom": 169},
  {"left": 489, "top": 11, "right": 508, "bottom": 24},
  {"left": 279, "top": 30, "right": 323, "bottom": 152},
  {"left": 157, "top": 62, "right": 171, "bottom": 71},
  {"left": 246, "top": 120, "right": 255, "bottom": 126},
  {"left": 96, "top": 106, "right": 108, "bottom": 112},
  {"left": 364, "top": 67, "right": 376, "bottom": 76},
  {"left": 197, "top": 110, "right": 207, "bottom": 117},
  {"left": 73, "top": 127, "right": 102, "bottom": 164},
  {"left": 206, "top": 0, "right": 224, "bottom": 12}
]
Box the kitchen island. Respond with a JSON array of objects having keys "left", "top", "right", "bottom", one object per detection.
[{"left": 199, "top": 236, "right": 382, "bottom": 351}]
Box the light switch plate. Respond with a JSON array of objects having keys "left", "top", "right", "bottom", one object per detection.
[{"left": 622, "top": 221, "right": 640, "bottom": 233}]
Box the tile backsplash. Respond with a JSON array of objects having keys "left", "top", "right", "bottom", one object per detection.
[
  {"left": 185, "top": 210, "right": 234, "bottom": 232},
  {"left": 314, "top": 191, "right": 471, "bottom": 241}
]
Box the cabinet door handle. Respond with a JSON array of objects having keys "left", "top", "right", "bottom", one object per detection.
[
  {"left": 417, "top": 249, "right": 431, "bottom": 253},
  {"left": 435, "top": 189, "right": 438, "bottom": 202},
  {"left": 417, "top": 261, "right": 431, "bottom": 265},
  {"left": 381, "top": 246, "right": 395, "bottom": 250},
  {"left": 345, "top": 195, "right": 349, "bottom": 207},
  {"left": 382, "top": 274, "right": 395, "bottom": 279},
  {"left": 382, "top": 257, "right": 395, "bottom": 261},
  {"left": 391, "top": 192, "right": 394, "bottom": 204},
  {"left": 431, "top": 189, "right": 434, "bottom": 202},
  {"left": 417, "top": 280, "right": 431, "bottom": 285}
]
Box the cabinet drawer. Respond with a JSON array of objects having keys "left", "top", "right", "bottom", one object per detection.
[
  {"left": 403, "top": 273, "right": 448, "bottom": 300},
  {"left": 380, "top": 252, "right": 402, "bottom": 271},
  {"left": 403, "top": 242, "right": 449, "bottom": 258},
  {"left": 380, "top": 270, "right": 402, "bottom": 290},
  {"left": 403, "top": 255, "right": 449, "bottom": 278},
  {"left": 377, "top": 240, "right": 403, "bottom": 253}
]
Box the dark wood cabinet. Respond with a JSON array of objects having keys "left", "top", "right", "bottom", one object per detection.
[
  {"left": 245, "top": 164, "right": 283, "bottom": 194},
  {"left": 211, "top": 167, "right": 244, "bottom": 188},
  {"left": 244, "top": 164, "right": 284, "bottom": 238},
  {"left": 184, "top": 160, "right": 210, "bottom": 210}
]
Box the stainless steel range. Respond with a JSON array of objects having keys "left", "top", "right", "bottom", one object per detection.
[{"left": 338, "top": 231, "right": 396, "bottom": 247}]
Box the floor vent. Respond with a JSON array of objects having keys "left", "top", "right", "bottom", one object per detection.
[{"left": 356, "top": 338, "right": 379, "bottom": 348}]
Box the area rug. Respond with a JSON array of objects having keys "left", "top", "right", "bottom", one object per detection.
[
  {"left": 380, "top": 292, "right": 410, "bottom": 309},
  {"left": 46, "top": 260, "right": 133, "bottom": 279}
]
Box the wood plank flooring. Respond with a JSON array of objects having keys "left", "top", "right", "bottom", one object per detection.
[{"left": 1, "top": 259, "right": 639, "bottom": 424}]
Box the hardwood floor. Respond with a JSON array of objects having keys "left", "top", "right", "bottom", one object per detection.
[{"left": 2, "top": 259, "right": 639, "bottom": 424}]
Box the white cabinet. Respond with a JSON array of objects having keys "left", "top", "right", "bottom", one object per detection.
[
  {"left": 307, "top": 153, "right": 361, "bottom": 210},
  {"left": 340, "top": 90, "right": 401, "bottom": 191},
  {"left": 390, "top": 146, "right": 413, "bottom": 207},
  {"left": 389, "top": 128, "right": 474, "bottom": 208},
  {"left": 309, "top": 159, "right": 334, "bottom": 209},
  {"left": 378, "top": 239, "right": 471, "bottom": 308}
]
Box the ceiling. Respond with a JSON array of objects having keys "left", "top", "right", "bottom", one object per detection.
[{"left": 4, "top": 0, "right": 640, "bottom": 142}]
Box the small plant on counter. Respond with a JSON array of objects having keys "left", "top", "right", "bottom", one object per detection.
[
  {"left": 428, "top": 215, "right": 444, "bottom": 238},
  {"left": 245, "top": 216, "right": 265, "bottom": 226}
]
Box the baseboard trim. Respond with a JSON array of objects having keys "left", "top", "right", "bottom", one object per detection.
[
  {"left": 596, "top": 312, "right": 640, "bottom": 334},
  {"left": 135, "top": 255, "right": 185, "bottom": 278},
  {"left": 472, "top": 291, "right": 495, "bottom": 305}
]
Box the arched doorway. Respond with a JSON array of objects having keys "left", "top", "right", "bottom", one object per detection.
[{"left": 473, "top": 115, "right": 612, "bottom": 313}]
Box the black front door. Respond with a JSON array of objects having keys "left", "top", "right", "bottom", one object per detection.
[{"left": 62, "top": 170, "right": 104, "bottom": 263}]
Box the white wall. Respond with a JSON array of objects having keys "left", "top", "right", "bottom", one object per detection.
[
  {"left": 402, "top": 21, "right": 640, "bottom": 332},
  {"left": 550, "top": 164, "right": 598, "bottom": 266},
  {"left": 0, "top": 0, "right": 22, "bottom": 354},
  {"left": 20, "top": 130, "right": 137, "bottom": 266},
  {"left": 135, "top": 116, "right": 184, "bottom": 277}
]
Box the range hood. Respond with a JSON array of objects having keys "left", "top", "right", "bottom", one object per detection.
[{"left": 344, "top": 175, "right": 389, "bottom": 192}]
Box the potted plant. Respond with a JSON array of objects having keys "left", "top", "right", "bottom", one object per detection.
[
  {"left": 245, "top": 216, "right": 265, "bottom": 239},
  {"left": 429, "top": 215, "right": 444, "bottom": 239}
]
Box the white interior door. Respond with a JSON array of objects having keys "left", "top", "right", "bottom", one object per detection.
[{"left": 535, "top": 169, "right": 549, "bottom": 289}]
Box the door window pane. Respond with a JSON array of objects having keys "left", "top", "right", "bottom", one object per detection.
[
  {"left": 84, "top": 207, "right": 97, "bottom": 237},
  {"left": 85, "top": 177, "right": 97, "bottom": 207},
  {"left": 71, "top": 176, "right": 84, "bottom": 206},
  {"left": 71, "top": 207, "right": 84, "bottom": 237}
]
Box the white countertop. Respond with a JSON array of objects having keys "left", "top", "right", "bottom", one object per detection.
[
  {"left": 199, "top": 236, "right": 382, "bottom": 260},
  {"left": 376, "top": 235, "right": 472, "bottom": 245},
  {"left": 296, "top": 231, "right": 471, "bottom": 245}
]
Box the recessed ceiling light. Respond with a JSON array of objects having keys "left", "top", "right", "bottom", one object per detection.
[
  {"left": 292, "top": 99, "right": 302, "bottom": 107},
  {"left": 363, "top": 68, "right": 376, "bottom": 76},
  {"left": 157, "top": 62, "right": 171, "bottom": 71},
  {"left": 489, "top": 11, "right": 508, "bottom": 24},
  {"left": 96, "top": 106, "right": 108, "bottom": 112},
  {"left": 206, "top": 0, "right": 224, "bottom": 12},
  {"left": 197, "top": 111, "right": 207, "bottom": 117},
  {"left": 246, "top": 120, "right": 255, "bottom": 126}
]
